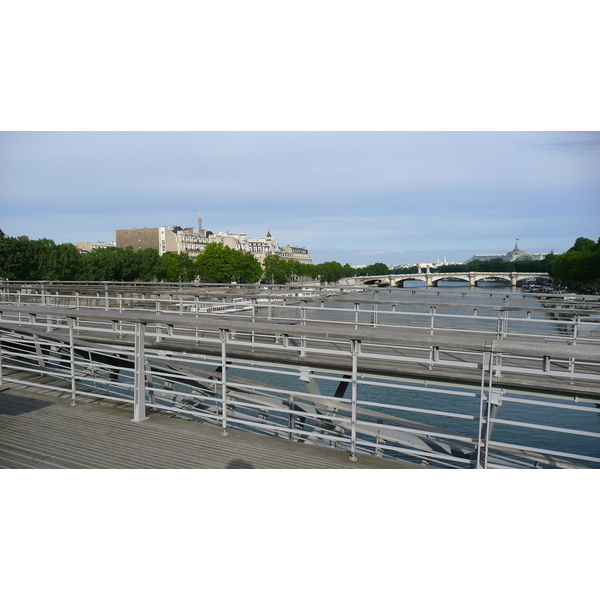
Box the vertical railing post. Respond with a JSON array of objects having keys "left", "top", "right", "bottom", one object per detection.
[
  {"left": 251, "top": 298, "right": 256, "bottom": 347},
  {"left": 300, "top": 301, "right": 307, "bottom": 357},
  {"left": 155, "top": 299, "right": 162, "bottom": 342},
  {"left": 476, "top": 342, "right": 494, "bottom": 468},
  {"left": 349, "top": 339, "right": 360, "bottom": 461},
  {"left": 131, "top": 321, "right": 148, "bottom": 423},
  {"left": 477, "top": 341, "right": 501, "bottom": 468},
  {"left": 288, "top": 394, "right": 295, "bottom": 441},
  {"left": 496, "top": 310, "right": 505, "bottom": 340},
  {"left": 68, "top": 317, "right": 77, "bottom": 406},
  {"left": 569, "top": 314, "right": 579, "bottom": 373},
  {"left": 220, "top": 328, "right": 229, "bottom": 436}
]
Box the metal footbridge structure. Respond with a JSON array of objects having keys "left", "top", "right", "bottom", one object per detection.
[{"left": 1, "top": 281, "right": 599, "bottom": 468}]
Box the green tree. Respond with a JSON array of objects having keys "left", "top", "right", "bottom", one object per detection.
[
  {"left": 79, "top": 247, "right": 136, "bottom": 281},
  {"left": 572, "top": 237, "right": 597, "bottom": 253},
  {"left": 0, "top": 235, "right": 83, "bottom": 280},
  {"left": 135, "top": 248, "right": 165, "bottom": 281},
  {"left": 45, "top": 243, "right": 81, "bottom": 280},
  {"left": 163, "top": 252, "right": 197, "bottom": 282},
  {"left": 262, "top": 255, "right": 293, "bottom": 284},
  {"left": 367, "top": 262, "right": 389, "bottom": 276},
  {"left": 292, "top": 261, "right": 320, "bottom": 280},
  {"left": 317, "top": 261, "right": 346, "bottom": 283},
  {"left": 232, "top": 250, "right": 262, "bottom": 284},
  {"left": 197, "top": 243, "right": 240, "bottom": 283},
  {"left": 548, "top": 237, "right": 600, "bottom": 284},
  {"left": 0, "top": 234, "right": 30, "bottom": 279}
]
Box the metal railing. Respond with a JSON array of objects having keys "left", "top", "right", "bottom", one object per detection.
[
  {"left": 1, "top": 301, "right": 599, "bottom": 469},
  {"left": 1, "top": 282, "right": 599, "bottom": 344}
]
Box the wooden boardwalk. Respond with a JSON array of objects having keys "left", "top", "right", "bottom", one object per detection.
[{"left": 0, "top": 377, "right": 425, "bottom": 469}]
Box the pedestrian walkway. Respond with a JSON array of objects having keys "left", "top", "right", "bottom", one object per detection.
[{"left": 0, "top": 378, "right": 425, "bottom": 469}]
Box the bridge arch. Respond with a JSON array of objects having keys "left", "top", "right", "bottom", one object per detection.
[
  {"left": 514, "top": 274, "right": 552, "bottom": 286},
  {"left": 472, "top": 274, "right": 513, "bottom": 286},
  {"left": 430, "top": 275, "right": 470, "bottom": 287},
  {"left": 392, "top": 276, "right": 427, "bottom": 287}
]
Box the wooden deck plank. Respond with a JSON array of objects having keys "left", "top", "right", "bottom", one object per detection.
[{"left": 0, "top": 385, "right": 426, "bottom": 470}]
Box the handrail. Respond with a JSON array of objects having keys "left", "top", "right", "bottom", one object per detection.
[{"left": 1, "top": 301, "right": 599, "bottom": 468}]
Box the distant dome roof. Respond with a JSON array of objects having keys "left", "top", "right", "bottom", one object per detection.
[{"left": 513, "top": 252, "right": 536, "bottom": 261}]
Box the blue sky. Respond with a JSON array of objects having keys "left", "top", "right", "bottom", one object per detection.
[
  {"left": 1, "top": 4, "right": 599, "bottom": 266},
  {"left": 1, "top": 131, "right": 598, "bottom": 264}
]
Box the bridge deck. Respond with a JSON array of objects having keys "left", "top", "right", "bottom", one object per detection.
[{"left": 0, "top": 375, "right": 423, "bottom": 469}]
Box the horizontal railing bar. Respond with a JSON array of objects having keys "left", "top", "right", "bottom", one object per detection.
[
  {"left": 488, "top": 441, "right": 600, "bottom": 464},
  {"left": 356, "top": 399, "right": 477, "bottom": 420},
  {"left": 499, "top": 396, "right": 600, "bottom": 412},
  {"left": 357, "top": 379, "right": 479, "bottom": 397},
  {"left": 490, "top": 418, "right": 600, "bottom": 438}
]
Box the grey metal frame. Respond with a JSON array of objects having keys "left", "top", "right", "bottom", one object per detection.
[
  {"left": 1, "top": 284, "right": 599, "bottom": 469},
  {"left": 2, "top": 282, "right": 598, "bottom": 345}
]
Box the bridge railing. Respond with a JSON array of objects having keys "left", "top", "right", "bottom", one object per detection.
[
  {"left": 1, "top": 304, "right": 599, "bottom": 468},
  {"left": 2, "top": 285, "right": 599, "bottom": 345},
  {"left": 253, "top": 299, "right": 599, "bottom": 344}
]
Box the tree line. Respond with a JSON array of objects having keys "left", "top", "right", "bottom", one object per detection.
[
  {"left": 547, "top": 236, "right": 600, "bottom": 286},
  {"left": 3, "top": 233, "right": 596, "bottom": 286},
  {"left": 432, "top": 256, "right": 554, "bottom": 274},
  {"left": 0, "top": 234, "right": 392, "bottom": 284}
]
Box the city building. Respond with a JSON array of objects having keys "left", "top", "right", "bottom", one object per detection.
[
  {"left": 75, "top": 241, "right": 116, "bottom": 253},
  {"left": 280, "top": 245, "right": 312, "bottom": 264},
  {"left": 115, "top": 215, "right": 311, "bottom": 264},
  {"left": 389, "top": 257, "right": 447, "bottom": 271},
  {"left": 466, "top": 241, "right": 550, "bottom": 263},
  {"left": 115, "top": 227, "right": 179, "bottom": 255}
]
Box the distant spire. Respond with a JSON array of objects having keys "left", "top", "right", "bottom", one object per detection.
[{"left": 267, "top": 229, "right": 271, "bottom": 238}]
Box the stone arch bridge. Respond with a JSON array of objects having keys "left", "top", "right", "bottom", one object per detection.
[{"left": 339, "top": 272, "right": 551, "bottom": 287}]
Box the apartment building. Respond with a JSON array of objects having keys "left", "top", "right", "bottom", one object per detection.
[{"left": 115, "top": 220, "right": 312, "bottom": 264}]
